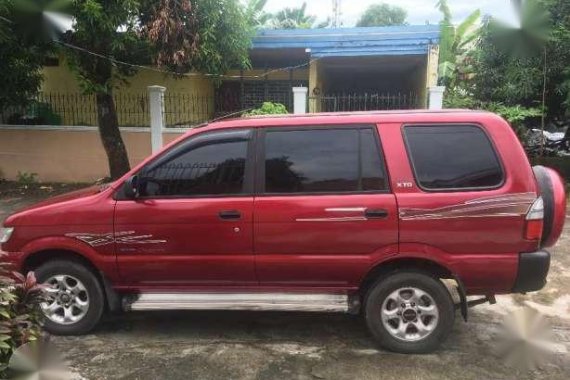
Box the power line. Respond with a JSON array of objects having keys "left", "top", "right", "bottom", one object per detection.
[{"left": 54, "top": 40, "right": 319, "bottom": 80}]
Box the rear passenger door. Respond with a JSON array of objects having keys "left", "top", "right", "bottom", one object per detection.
[{"left": 253, "top": 126, "right": 398, "bottom": 288}]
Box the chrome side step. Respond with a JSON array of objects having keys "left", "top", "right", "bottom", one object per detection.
[{"left": 125, "top": 292, "right": 350, "bottom": 313}]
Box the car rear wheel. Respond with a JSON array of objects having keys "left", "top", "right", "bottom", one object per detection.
[
  {"left": 364, "top": 271, "right": 455, "bottom": 354},
  {"left": 34, "top": 260, "right": 104, "bottom": 335}
]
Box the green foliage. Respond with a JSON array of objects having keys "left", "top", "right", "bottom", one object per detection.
[
  {"left": 245, "top": 0, "right": 271, "bottom": 28},
  {"left": 64, "top": 0, "right": 147, "bottom": 95},
  {"left": 471, "top": 0, "right": 570, "bottom": 123},
  {"left": 0, "top": 255, "right": 45, "bottom": 375},
  {"left": 436, "top": 0, "right": 454, "bottom": 66},
  {"left": 443, "top": 89, "right": 541, "bottom": 134},
  {"left": 488, "top": 0, "right": 552, "bottom": 58},
  {"left": 16, "top": 172, "right": 38, "bottom": 185},
  {"left": 267, "top": 2, "right": 316, "bottom": 29},
  {"left": 486, "top": 103, "right": 542, "bottom": 134},
  {"left": 243, "top": 102, "right": 288, "bottom": 116},
  {"left": 190, "top": 0, "right": 253, "bottom": 76},
  {"left": 436, "top": 0, "right": 480, "bottom": 87},
  {"left": 0, "top": 0, "right": 51, "bottom": 109},
  {"left": 140, "top": 0, "right": 253, "bottom": 76},
  {"left": 543, "top": 0, "right": 570, "bottom": 118},
  {"left": 356, "top": 3, "right": 408, "bottom": 27},
  {"left": 8, "top": 101, "right": 62, "bottom": 125}
]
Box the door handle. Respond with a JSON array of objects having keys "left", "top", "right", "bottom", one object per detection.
[
  {"left": 219, "top": 210, "right": 241, "bottom": 220},
  {"left": 364, "top": 209, "right": 389, "bottom": 219}
]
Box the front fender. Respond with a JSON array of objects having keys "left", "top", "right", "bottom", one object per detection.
[{"left": 20, "top": 236, "right": 119, "bottom": 281}]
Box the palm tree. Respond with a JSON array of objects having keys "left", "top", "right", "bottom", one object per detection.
[
  {"left": 269, "top": 2, "right": 316, "bottom": 29},
  {"left": 245, "top": 0, "right": 271, "bottom": 28}
]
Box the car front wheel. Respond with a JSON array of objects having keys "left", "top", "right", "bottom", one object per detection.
[{"left": 34, "top": 260, "right": 104, "bottom": 335}]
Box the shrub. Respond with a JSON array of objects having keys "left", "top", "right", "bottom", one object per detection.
[
  {"left": 16, "top": 172, "right": 38, "bottom": 185},
  {"left": 243, "top": 102, "right": 288, "bottom": 116},
  {"left": 443, "top": 90, "right": 541, "bottom": 136},
  {"left": 0, "top": 254, "right": 45, "bottom": 375},
  {"left": 6, "top": 101, "right": 62, "bottom": 126}
]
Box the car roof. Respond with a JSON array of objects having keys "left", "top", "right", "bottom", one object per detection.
[{"left": 195, "top": 109, "right": 502, "bottom": 131}]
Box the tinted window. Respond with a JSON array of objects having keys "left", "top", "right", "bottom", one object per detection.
[
  {"left": 264, "top": 128, "right": 387, "bottom": 193},
  {"left": 360, "top": 129, "right": 387, "bottom": 191},
  {"left": 404, "top": 125, "right": 503, "bottom": 190},
  {"left": 139, "top": 135, "right": 248, "bottom": 197}
]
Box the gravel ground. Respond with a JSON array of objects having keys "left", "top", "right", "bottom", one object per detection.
[{"left": 2, "top": 184, "right": 569, "bottom": 380}]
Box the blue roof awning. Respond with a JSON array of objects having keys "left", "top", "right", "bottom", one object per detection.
[{"left": 253, "top": 25, "right": 440, "bottom": 57}]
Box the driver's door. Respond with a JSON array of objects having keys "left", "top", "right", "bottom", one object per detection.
[{"left": 114, "top": 129, "right": 256, "bottom": 288}]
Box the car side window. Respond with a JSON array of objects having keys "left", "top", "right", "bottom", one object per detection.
[
  {"left": 263, "top": 127, "right": 388, "bottom": 194},
  {"left": 138, "top": 130, "right": 250, "bottom": 197},
  {"left": 403, "top": 125, "right": 504, "bottom": 190}
]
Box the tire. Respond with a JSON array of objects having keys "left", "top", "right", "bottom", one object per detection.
[
  {"left": 34, "top": 260, "right": 104, "bottom": 335},
  {"left": 534, "top": 165, "right": 555, "bottom": 245},
  {"left": 533, "top": 165, "right": 566, "bottom": 247},
  {"left": 364, "top": 271, "right": 455, "bottom": 354}
]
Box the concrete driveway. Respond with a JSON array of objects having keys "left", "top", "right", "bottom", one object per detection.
[{"left": 2, "top": 186, "right": 570, "bottom": 380}]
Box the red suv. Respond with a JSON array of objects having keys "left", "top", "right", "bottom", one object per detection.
[{"left": 1, "top": 111, "right": 566, "bottom": 353}]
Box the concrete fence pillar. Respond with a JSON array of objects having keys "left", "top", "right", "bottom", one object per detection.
[
  {"left": 428, "top": 86, "right": 445, "bottom": 110},
  {"left": 148, "top": 85, "right": 166, "bottom": 153},
  {"left": 292, "top": 87, "right": 308, "bottom": 114}
]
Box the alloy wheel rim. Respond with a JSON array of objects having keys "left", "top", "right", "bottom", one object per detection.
[
  {"left": 41, "top": 275, "right": 89, "bottom": 325},
  {"left": 380, "top": 287, "right": 439, "bottom": 342}
]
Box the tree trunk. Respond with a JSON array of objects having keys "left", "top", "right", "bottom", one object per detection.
[{"left": 96, "top": 92, "right": 131, "bottom": 179}]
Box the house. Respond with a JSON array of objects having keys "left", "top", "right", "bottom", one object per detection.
[{"left": 37, "top": 25, "right": 440, "bottom": 126}]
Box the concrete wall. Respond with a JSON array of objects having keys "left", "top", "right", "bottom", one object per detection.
[{"left": 0, "top": 126, "right": 186, "bottom": 183}]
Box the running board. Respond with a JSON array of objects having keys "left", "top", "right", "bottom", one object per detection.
[{"left": 124, "top": 293, "right": 350, "bottom": 313}]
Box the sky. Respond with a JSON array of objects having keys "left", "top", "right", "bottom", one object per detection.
[{"left": 263, "top": 0, "right": 518, "bottom": 26}]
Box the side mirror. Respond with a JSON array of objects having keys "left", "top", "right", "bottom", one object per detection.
[{"left": 123, "top": 175, "right": 140, "bottom": 199}]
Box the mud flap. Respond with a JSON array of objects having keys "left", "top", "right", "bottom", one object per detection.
[
  {"left": 453, "top": 275, "right": 468, "bottom": 322},
  {"left": 100, "top": 272, "right": 121, "bottom": 313}
]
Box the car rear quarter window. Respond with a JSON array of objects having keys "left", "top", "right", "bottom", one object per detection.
[
  {"left": 403, "top": 125, "right": 504, "bottom": 191},
  {"left": 263, "top": 127, "right": 387, "bottom": 194}
]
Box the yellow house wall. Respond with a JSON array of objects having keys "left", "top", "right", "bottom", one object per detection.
[
  {"left": 40, "top": 63, "right": 310, "bottom": 126},
  {"left": 40, "top": 60, "right": 215, "bottom": 126},
  {"left": 308, "top": 60, "right": 324, "bottom": 113}
]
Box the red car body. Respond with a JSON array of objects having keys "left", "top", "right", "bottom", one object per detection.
[{"left": 2, "top": 111, "right": 564, "bottom": 296}]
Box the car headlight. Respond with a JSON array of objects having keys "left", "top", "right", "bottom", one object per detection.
[{"left": 0, "top": 227, "right": 14, "bottom": 244}]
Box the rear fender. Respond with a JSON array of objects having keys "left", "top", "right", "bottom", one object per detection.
[{"left": 382, "top": 243, "right": 519, "bottom": 294}]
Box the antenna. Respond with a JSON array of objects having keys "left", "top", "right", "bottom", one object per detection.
[{"left": 332, "top": 0, "right": 342, "bottom": 28}]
